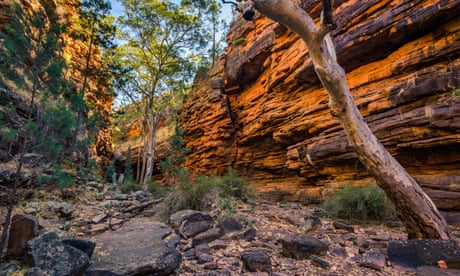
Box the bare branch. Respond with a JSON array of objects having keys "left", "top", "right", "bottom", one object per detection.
[{"left": 321, "top": 0, "right": 336, "bottom": 29}]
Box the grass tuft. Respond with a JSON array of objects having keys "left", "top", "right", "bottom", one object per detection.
[{"left": 322, "top": 184, "right": 396, "bottom": 222}]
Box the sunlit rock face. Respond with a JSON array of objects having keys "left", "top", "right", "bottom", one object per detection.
[
  {"left": 181, "top": 1, "right": 460, "bottom": 213},
  {"left": 0, "top": 0, "right": 113, "bottom": 166}
]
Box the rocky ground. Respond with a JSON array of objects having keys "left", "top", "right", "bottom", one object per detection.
[{"left": 1, "top": 182, "right": 460, "bottom": 275}]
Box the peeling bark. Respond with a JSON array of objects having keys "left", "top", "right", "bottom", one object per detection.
[{"left": 251, "top": 0, "right": 454, "bottom": 239}]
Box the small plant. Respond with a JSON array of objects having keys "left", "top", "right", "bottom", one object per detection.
[
  {"left": 322, "top": 184, "right": 396, "bottom": 222},
  {"left": 38, "top": 165, "right": 75, "bottom": 190},
  {"left": 119, "top": 180, "right": 140, "bottom": 193},
  {"left": 148, "top": 180, "right": 163, "bottom": 195},
  {"left": 217, "top": 167, "right": 252, "bottom": 200},
  {"left": 217, "top": 196, "right": 236, "bottom": 216},
  {"left": 232, "top": 37, "right": 247, "bottom": 46},
  {"left": 105, "top": 161, "right": 115, "bottom": 183},
  {"left": 159, "top": 167, "right": 252, "bottom": 220}
]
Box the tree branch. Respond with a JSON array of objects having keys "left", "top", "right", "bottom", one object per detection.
[{"left": 321, "top": 0, "right": 336, "bottom": 30}]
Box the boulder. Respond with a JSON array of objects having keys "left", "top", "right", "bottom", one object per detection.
[
  {"left": 7, "top": 214, "right": 38, "bottom": 257},
  {"left": 416, "top": 266, "right": 460, "bottom": 276},
  {"left": 359, "top": 252, "right": 386, "bottom": 271},
  {"left": 168, "top": 209, "right": 213, "bottom": 229},
  {"left": 61, "top": 238, "right": 96, "bottom": 258},
  {"left": 240, "top": 250, "right": 272, "bottom": 273},
  {"left": 24, "top": 267, "right": 50, "bottom": 276},
  {"left": 180, "top": 220, "right": 213, "bottom": 238},
  {"left": 191, "top": 228, "right": 224, "bottom": 247},
  {"left": 388, "top": 239, "right": 460, "bottom": 268},
  {"left": 86, "top": 218, "right": 182, "bottom": 275},
  {"left": 281, "top": 233, "right": 329, "bottom": 259},
  {"left": 218, "top": 216, "right": 243, "bottom": 232},
  {"left": 26, "top": 231, "right": 90, "bottom": 276},
  {"left": 333, "top": 220, "right": 355, "bottom": 233}
]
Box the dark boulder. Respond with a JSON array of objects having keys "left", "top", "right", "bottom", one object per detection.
[
  {"left": 191, "top": 228, "right": 224, "bottom": 247},
  {"left": 62, "top": 238, "right": 96, "bottom": 258},
  {"left": 168, "top": 210, "right": 213, "bottom": 229},
  {"left": 388, "top": 239, "right": 460, "bottom": 269},
  {"left": 281, "top": 233, "right": 329, "bottom": 259},
  {"left": 240, "top": 250, "right": 272, "bottom": 273},
  {"left": 218, "top": 216, "right": 243, "bottom": 232},
  {"left": 26, "top": 231, "right": 90, "bottom": 276}
]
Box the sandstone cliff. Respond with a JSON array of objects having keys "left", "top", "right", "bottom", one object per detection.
[{"left": 179, "top": 0, "right": 460, "bottom": 217}]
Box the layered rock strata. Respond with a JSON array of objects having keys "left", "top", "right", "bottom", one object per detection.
[{"left": 179, "top": 0, "right": 460, "bottom": 216}]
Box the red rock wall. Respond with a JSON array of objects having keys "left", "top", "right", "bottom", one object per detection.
[
  {"left": 0, "top": 0, "right": 113, "bottom": 165},
  {"left": 180, "top": 0, "right": 460, "bottom": 215}
]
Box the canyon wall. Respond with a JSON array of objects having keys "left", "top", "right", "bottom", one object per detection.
[
  {"left": 179, "top": 0, "right": 460, "bottom": 217},
  {"left": 0, "top": 0, "right": 113, "bottom": 166}
]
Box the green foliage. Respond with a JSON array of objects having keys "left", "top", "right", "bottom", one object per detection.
[
  {"left": 232, "top": 37, "right": 247, "bottom": 46},
  {"left": 0, "top": 114, "right": 18, "bottom": 149},
  {"left": 124, "top": 147, "right": 135, "bottom": 182},
  {"left": 160, "top": 168, "right": 251, "bottom": 220},
  {"left": 119, "top": 179, "right": 141, "bottom": 193},
  {"left": 148, "top": 180, "right": 163, "bottom": 195},
  {"left": 322, "top": 184, "right": 396, "bottom": 222},
  {"left": 38, "top": 165, "right": 75, "bottom": 189},
  {"left": 106, "top": 161, "right": 115, "bottom": 183},
  {"left": 216, "top": 167, "right": 252, "bottom": 200},
  {"left": 77, "top": 159, "right": 101, "bottom": 181},
  {"left": 160, "top": 125, "right": 190, "bottom": 185},
  {"left": 216, "top": 196, "right": 236, "bottom": 216}
]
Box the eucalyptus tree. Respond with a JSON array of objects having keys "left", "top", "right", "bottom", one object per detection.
[
  {"left": 115, "top": 0, "right": 209, "bottom": 187},
  {"left": 235, "top": 0, "right": 453, "bottom": 239}
]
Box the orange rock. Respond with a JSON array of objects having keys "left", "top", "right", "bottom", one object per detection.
[{"left": 180, "top": 0, "right": 460, "bottom": 211}]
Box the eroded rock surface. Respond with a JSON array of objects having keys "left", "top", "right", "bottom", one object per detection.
[
  {"left": 86, "top": 218, "right": 182, "bottom": 276},
  {"left": 179, "top": 0, "right": 460, "bottom": 217}
]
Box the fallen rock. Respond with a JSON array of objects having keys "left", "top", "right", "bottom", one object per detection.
[
  {"left": 310, "top": 255, "right": 331, "bottom": 269},
  {"left": 86, "top": 218, "right": 181, "bottom": 275},
  {"left": 191, "top": 228, "right": 223, "bottom": 247},
  {"left": 24, "top": 267, "right": 49, "bottom": 276},
  {"left": 218, "top": 216, "right": 243, "bottom": 232},
  {"left": 194, "top": 243, "right": 211, "bottom": 257},
  {"left": 61, "top": 238, "right": 96, "bottom": 258},
  {"left": 169, "top": 209, "right": 213, "bottom": 229},
  {"left": 416, "top": 265, "right": 460, "bottom": 276},
  {"left": 26, "top": 231, "right": 90, "bottom": 276},
  {"left": 7, "top": 214, "right": 38, "bottom": 257},
  {"left": 229, "top": 227, "right": 257, "bottom": 241},
  {"left": 197, "top": 254, "right": 213, "bottom": 264},
  {"left": 302, "top": 216, "right": 321, "bottom": 233},
  {"left": 360, "top": 252, "right": 386, "bottom": 271},
  {"left": 180, "top": 220, "right": 213, "bottom": 238},
  {"left": 281, "top": 233, "right": 329, "bottom": 259},
  {"left": 240, "top": 250, "right": 272, "bottom": 273},
  {"left": 388, "top": 239, "right": 460, "bottom": 268},
  {"left": 333, "top": 220, "right": 355, "bottom": 233}
]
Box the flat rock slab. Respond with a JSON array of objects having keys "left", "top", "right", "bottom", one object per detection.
[
  {"left": 388, "top": 239, "right": 460, "bottom": 269},
  {"left": 85, "top": 218, "right": 182, "bottom": 276}
]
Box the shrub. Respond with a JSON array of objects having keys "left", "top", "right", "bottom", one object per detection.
[
  {"left": 148, "top": 180, "right": 163, "bottom": 195},
  {"left": 119, "top": 180, "right": 140, "bottom": 193},
  {"left": 217, "top": 167, "right": 252, "bottom": 200},
  {"left": 322, "top": 184, "right": 396, "bottom": 222},
  {"left": 159, "top": 168, "right": 252, "bottom": 220}
]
